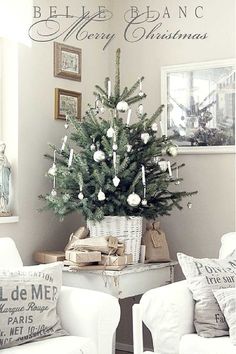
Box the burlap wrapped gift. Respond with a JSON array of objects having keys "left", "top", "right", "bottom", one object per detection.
[
  {"left": 142, "top": 221, "right": 170, "bottom": 263},
  {"left": 65, "top": 226, "right": 89, "bottom": 251},
  {"left": 66, "top": 235, "right": 124, "bottom": 255}
]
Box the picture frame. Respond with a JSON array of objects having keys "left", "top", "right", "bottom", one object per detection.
[
  {"left": 161, "top": 59, "right": 236, "bottom": 154},
  {"left": 54, "top": 42, "right": 82, "bottom": 82},
  {"left": 55, "top": 88, "right": 82, "bottom": 120}
]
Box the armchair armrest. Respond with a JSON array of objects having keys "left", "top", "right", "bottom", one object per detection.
[
  {"left": 140, "top": 280, "right": 195, "bottom": 354},
  {"left": 57, "top": 286, "right": 120, "bottom": 354}
]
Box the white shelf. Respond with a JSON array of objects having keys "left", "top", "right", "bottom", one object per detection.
[{"left": 0, "top": 216, "right": 19, "bottom": 224}]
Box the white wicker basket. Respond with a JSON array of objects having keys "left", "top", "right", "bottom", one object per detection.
[{"left": 87, "top": 216, "right": 143, "bottom": 264}]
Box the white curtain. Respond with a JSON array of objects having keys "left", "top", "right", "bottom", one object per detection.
[{"left": 0, "top": 0, "right": 32, "bottom": 46}]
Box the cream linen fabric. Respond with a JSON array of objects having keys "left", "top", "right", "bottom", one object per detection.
[
  {"left": 178, "top": 252, "right": 236, "bottom": 337},
  {"left": 213, "top": 287, "right": 236, "bottom": 345},
  {"left": 0, "top": 263, "right": 66, "bottom": 349}
]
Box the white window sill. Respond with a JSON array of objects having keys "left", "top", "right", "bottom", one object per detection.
[{"left": 0, "top": 216, "right": 19, "bottom": 224}]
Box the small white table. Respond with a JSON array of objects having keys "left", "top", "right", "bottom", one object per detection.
[
  {"left": 62, "top": 261, "right": 177, "bottom": 353},
  {"left": 62, "top": 261, "right": 177, "bottom": 299}
]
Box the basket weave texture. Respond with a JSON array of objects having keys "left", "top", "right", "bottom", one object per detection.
[{"left": 87, "top": 216, "right": 143, "bottom": 263}]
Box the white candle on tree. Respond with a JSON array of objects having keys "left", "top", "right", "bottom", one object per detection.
[
  {"left": 127, "top": 109, "right": 132, "bottom": 126},
  {"left": 68, "top": 149, "right": 74, "bottom": 167},
  {"left": 107, "top": 80, "right": 111, "bottom": 98}
]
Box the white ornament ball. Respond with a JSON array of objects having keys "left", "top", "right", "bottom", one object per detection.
[
  {"left": 113, "top": 143, "right": 118, "bottom": 151},
  {"left": 168, "top": 146, "right": 178, "bottom": 157},
  {"left": 107, "top": 127, "right": 115, "bottom": 138},
  {"left": 158, "top": 160, "right": 168, "bottom": 172},
  {"left": 116, "top": 101, "right": 129, "bottom": 113},
  {"left": 48, "top": 163, "right": 57, "bottom": 176},
  {"left": 127, "top": 192, "right": 141, "bottom": 207},
  {"left": 187, "top": 202, "right": 193, "bottom": 209},
  {"left": 78, "top": 192, "right": 84, "bottom": 200},
  {"left": 98, "top": 189, "right": 106, "bottom": 201},
  {"left": 126, "top": 144, "right": 132, "bottom": 153},
  {"left": 51, "top": 188, "right": 57, "bottom": 197},
  {"left": 113, "top": 176, "right": 120, "bottom": 187},
  {"left": 93, "top": 150, "right": 105, "bottom": 162},
  {"left": 141, "top": 199, "right": 147, "bottom": 206},
  {"left": 141, "top": 133, "right": 150, "bottom": 144},
  {"left": 151, "top": 123, "right": 158, "bottom": 132}
]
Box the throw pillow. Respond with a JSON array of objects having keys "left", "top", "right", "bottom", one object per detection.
[
  {"left": 0, "top": 262, "right": 67, "bottom": 349},
  {"left": 177, "top": 252, "right": 236, "bottom": 337},
  {"left": 213, "top": 288, "right": 236, "bottom": 345}
]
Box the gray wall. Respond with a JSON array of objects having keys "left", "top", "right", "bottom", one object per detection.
[
  {"left": 0, "top": 0, "right": 235, "bottom": 350},
  {"left": 0, "top": 0, "right": 110, "bottom": 264},
  {"left": 110, "top": 0, "right": 236, "bottom": 348}
]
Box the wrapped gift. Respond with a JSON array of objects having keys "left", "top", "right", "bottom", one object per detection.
[
  {"left": 65, "top": 250, "right": 101, "bottom": 264},
  {"left": 99, "top": 254, "right": 133, "bottom": 266},
  {"left": 34, "top": 251, "right": 65, "bottom": 264}
]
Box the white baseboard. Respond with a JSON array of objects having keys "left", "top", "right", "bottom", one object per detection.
[{"left": 116, "top": 341, "right": 153, "bottom": 353}]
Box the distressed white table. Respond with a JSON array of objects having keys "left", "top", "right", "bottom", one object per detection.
[
  {"left": 62, "top": 261, "right": 177, "bottom": 299},
  {"left": 62, "top": 261, "right": 177, "bottom": 353}
]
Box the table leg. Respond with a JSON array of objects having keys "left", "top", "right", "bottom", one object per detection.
[{"left": 112, "top": 332, "right": 116, "bottom": 354}]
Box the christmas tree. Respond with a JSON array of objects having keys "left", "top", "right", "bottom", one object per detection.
[{"left": 41, "top": 49, "right": 197, "bottom": 221}]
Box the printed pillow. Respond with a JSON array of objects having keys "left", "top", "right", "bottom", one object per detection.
[
  {"left": 177, "top": 252, "right": 236, "bottom": 337},
  {"left": 213, "top": 288, "right": 236, "bottom": 345},
  {"left": 0, "top": 262, "right": 67, "bottom": 349}
]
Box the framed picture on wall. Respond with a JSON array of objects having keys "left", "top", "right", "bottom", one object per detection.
[
  {"left": 54, "top": 42, "right": 82, "bottom": 82},
  {"left": 55, "top": 88, "right": 82, "bottom": 120},
  {"left": 161, "top": 59, "right": 236, "bottom": 154}
]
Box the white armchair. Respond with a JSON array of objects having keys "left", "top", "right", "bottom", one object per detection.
[
  {"left": 133, "top": 232, "right": 236, "bottom": 354},
  {"left": 0, "top": 238, "right": 120, "bottom": 354}
]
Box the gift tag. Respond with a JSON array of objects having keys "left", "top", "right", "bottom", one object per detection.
[{"left": 151, "top": 233, "right": 161, "bottom": 248}]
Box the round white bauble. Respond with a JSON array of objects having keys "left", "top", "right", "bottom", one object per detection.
[
  {"left": 112, "top": 143, "right": 118, "bottom": 151},
  {"left": 48, "top": 163, "right": 57, "bottom": 176},
  {"left": 168, "top": 146, "right": 178, "bottom": 157},
  {"left": 158, "top": 160, "right": 168, "bottom": 172},
  {"left": 127, "top": 192, "right": 141, "bottom": 207},
  {"left": 107, "top": 127, "right": 115, "bottom": 138},
  {"left": 116, "top": 101, "right": 129, "bottom": 113},
  {"left": 151, "top": 123, "right": 158, "bottom": 132},
  {"left": 126, "top": 144, "right": 132, "bottom": 153},
  {"left": 113, "top": 175, "right": 120, "bottom": 187},
  {"left": 98, "top": 189, "right": 106, "bottom": 201},
  {"left": 93, "top": 150, "right": 105, "bottom": 162},
  {"left": 51, "top": 188, "right": 57, "bottom": 197},
  {"left": 141, "top": 199, "right": 147, "bottom": 206},
  {"left": 141, "top": 133, "right": 150, "bottom": 144},
  {"left": 78, "top": 192, "right": 84, "bottom": 200},
  {"left": 187, "top": 202, "right": 193, "bottom": 209},
  {"left": 64, "top": 123, "right": 69, "bottom": 129}
]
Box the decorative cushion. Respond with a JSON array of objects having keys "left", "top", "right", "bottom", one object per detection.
[
  {"left": 179, "top": 333, "right": 236, "bottom": 354},
  {"left": 0, "top": 262, "right": 66, "bottom": 349},
  {"left": 213, "top": 288, "right": 236, "bottom": 345},
  {"left": 0, "top": 336, "right": 96, "bottom": 354},
  {"left": 177, "top": 252, "right": 236, "bottom": 337}
]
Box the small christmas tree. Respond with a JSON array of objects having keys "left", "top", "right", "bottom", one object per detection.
[{"left": 41, "top": 49, "right": 196, "bottom": 221}]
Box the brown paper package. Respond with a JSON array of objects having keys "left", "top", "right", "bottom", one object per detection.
[{"left": 142, "top": 221, "right": 170, "bottom": 263}]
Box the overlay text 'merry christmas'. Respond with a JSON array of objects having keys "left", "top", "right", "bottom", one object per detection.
[{"left": 29, "top": 5, "right": 207, "bottom": 49}]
